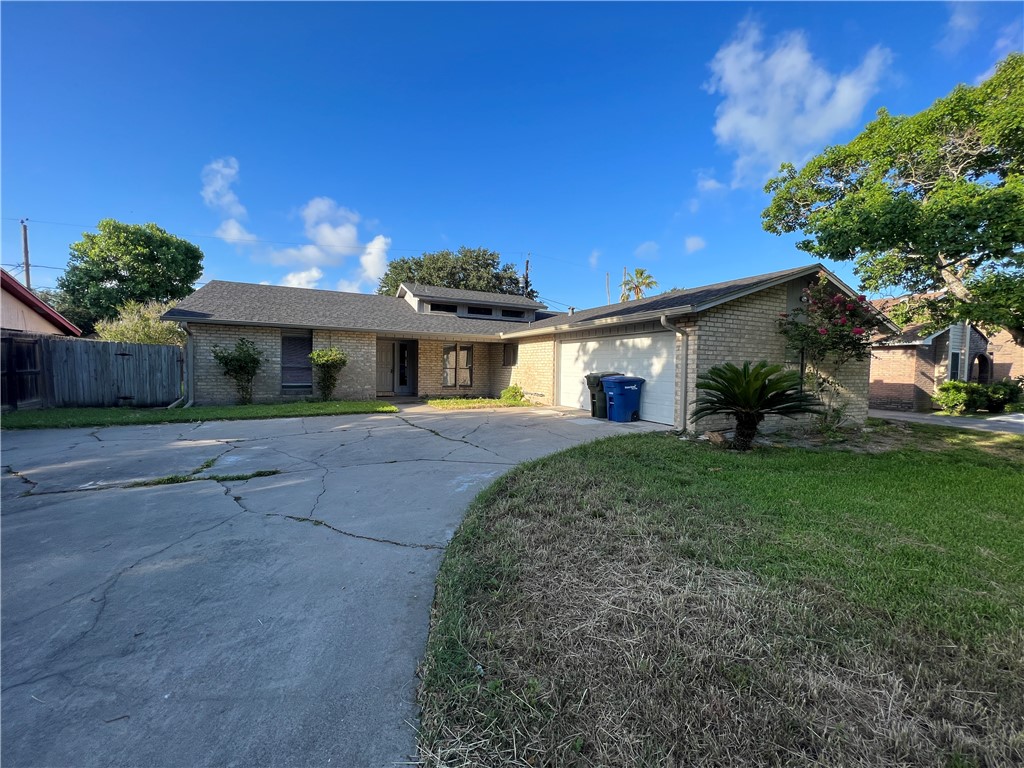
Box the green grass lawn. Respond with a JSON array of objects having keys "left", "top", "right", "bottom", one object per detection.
[
  {"left": 419, "top": 423, "right": 1024, "bottom": 767},
  {"left": 426, "top": 397, "right": 533, "bottom": 410},
  {"left": 1, "top": 399, "right": 398, "bottom": 429}
]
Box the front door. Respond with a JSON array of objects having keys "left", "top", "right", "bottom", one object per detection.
[
  {"left": 376, "top": 340, "right": 395, "bottom": 394},
  {"left": 395, "top": 342, "right": 414, "bottom": 395}
]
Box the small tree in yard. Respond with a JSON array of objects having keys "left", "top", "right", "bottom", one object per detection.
[
  {"left": 777, "top": 274, "right": 882, "bottom": 428},
  {"left": 310, "top": 348, "right": 348, "bottom": 401},
  {"left": 95, "top": 301, "right": 186, "bottom": 346},
  {"left": 212, "top": 338, "right": 266, "bottom": 404},
  {"left": 693, "top": 361, "right": 821, "bottom": 451}
]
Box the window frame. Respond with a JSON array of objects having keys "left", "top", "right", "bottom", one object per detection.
[
  {"left": 502, "top": 343, "right": 518, "bottom": 367},
  {"left": 281, "top": 331, "right": 313, "bottom": 390},
  {"left": 442, "top": 343, "right": 474, "bottom": 388},
  {"left": 501, "top": 309, "right": 526, "bottom": 319},
  {"left": 429, "top": 302, "right": 458, "bottom": 314},
  {"left": 467, "top": 305, "right": 493, "bottom": 316}
]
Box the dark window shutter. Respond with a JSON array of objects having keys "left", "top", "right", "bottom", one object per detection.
[{"left": 282, "top": 333, "right": 313, "bottom": 386}]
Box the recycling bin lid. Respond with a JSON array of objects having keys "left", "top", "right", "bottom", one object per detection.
[{"left": 601, "top": 375, "right": 646, "bottom": 384}]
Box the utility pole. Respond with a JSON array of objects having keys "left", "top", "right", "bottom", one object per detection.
[
  {"left": 605, "top": 272, "right": 610, "bottom": 304},
  {"left": 523, "top": 255, "right": 531, "bottom": 297},
  {"left": 20, "top": 219, "right": 31, "bottom": 290}
]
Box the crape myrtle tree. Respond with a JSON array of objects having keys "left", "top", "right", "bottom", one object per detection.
[
  {"left": 762, "top": 54, "right": 1024, "bottom": 345},
  {"left": 57, "top": 219, "right": 204, "bottom": 334},
  {"left": 376, "top": 246, "right": 536, "bottom": 299},
  {"left": 777, "top": 274, "right": 883, "bottom": 427}
]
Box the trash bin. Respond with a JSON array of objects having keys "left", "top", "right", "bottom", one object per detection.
[
  {"left": 585, "top": 371, "right": 622, "bottom": 418},
  {"left": 602, "top": 375, "right": 645, "bottom": 423}
]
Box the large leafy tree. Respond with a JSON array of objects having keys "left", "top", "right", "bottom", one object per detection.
[
  {"left": 762, "top": 54, "right": 1024, "bottom": 345},
  {"left": 376, "top": 246, "right": 536, "bottom": 299},
  {"left": 620, "top": 267, "right": 659, "bottom": 301},
  {"left": 56, "top": 219, "right": 204, "bottom": 333}
]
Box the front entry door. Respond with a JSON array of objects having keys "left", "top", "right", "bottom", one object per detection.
[
  {"left": 395, "top": 342, "right": 414, "bottom": 395},
  {"left": 376, "top": 340, "right": 395, "bottom": 394}
]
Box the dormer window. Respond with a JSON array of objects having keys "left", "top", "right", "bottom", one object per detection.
[
  {"left": 429, "top": 302, "right": 457, "bottom": 313},
  {"left": 501, "top": 309, "right": 526, "bottom": 319},
  {"left": 467, "top": 306, "right": 493, "bottom": 316}
]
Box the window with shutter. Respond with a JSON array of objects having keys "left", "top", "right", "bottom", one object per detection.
[
  {"left": 281, "top": 332, "right": 313, "bottom": 388},
  {"left": 442, "top": 343, "right": 473, "bottom": 387}
]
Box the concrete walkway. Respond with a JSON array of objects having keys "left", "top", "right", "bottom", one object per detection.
[
  {"left": 1, "top": 406, "right": 662, "bottom": 768},
  {"left": 869, "top": 408, "right": 1024, "bottom": 435}
]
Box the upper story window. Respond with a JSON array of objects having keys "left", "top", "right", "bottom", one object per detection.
[
  {"left": 467, "top": 306, "right": 493, "bottom": 316},
  {"left": 429, "top": 302, "right": 457, "bottom": 313},
  {"left": 501, "top": 309, "right": 526, "bottom": 319}
]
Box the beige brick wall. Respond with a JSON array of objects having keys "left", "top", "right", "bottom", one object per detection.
[
  {"left": 312, "top": 330, "right": 376, "bottom": 400},
  {"left": 490, "top": 335, "right": 556, "bottom": 404},
  {"left": 690, "top": 281, "right": 870, "bottom": 430},
  {"left": 191, "top": 324, "right": 282, "bottom": 405},
  {"left": 416, "top": 339, "right": 500, "bottom": 398},
  {"left": 869, "top": 346, "right": 935, "bottom": 411}
]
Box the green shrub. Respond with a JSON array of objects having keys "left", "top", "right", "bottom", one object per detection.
[
  {"left": 212, "top": 338, "right": 266, "bottom": 404},
  {"left": 985, "top": 377, "right": 1024, "bottom": 413},
  {"left": 309, "top": 347, "right": 349, "bottom": 401},
  {"left": 934, "top": 381, "right": 988, "bottom": 414},
  {"left": 500, "top": 384, "right": 526, "bottom": 402}
]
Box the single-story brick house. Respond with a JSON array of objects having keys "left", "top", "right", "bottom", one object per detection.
[
  {"left": 165, "top": 263, "right": 892, "bottom": 430},
  {"left": 868, "top": 295, "right": 1020, "bottom": 411}
]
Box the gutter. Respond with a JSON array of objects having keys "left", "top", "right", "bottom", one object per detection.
[
  {"left": 502, "top": 305, "right": 697, "bottom": 339},
  {"left": 660, "top": 315, "right": 690, "bottom": 431}
]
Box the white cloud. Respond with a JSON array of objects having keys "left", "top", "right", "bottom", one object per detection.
[
  {"left": 697, "top": 173, "right": 725, "bottom": 192},
  {"left": 937, "top": 3, "right": 980, "bottom": 55},
  {"left": 687, "top": 198, "right": 700, "bottom": 214},
  {"left": 280, "top": 266, "right": 323, "bottom": 289},
  {"left": 685, "top": 236, "right": 707, "bottom": 254},
  {"left": 214, "top": 218, "right": 259, "bottom": 244},
  {"left": 634, "top": 240, "right": 659, "bottom": 259},
  {"left": 588, "top": 249, "right": 600, "bottom": 269},
  {"left": 976, "top": 19, "right": 1023, "bottom": 83},
  {"left": 201, "top": 157, "right": 247, "bottom": 218},
  {"left": 269, "top": 196, "right": 364, "bottom": 266},
  {"left": 706, "top": 20, "right": 891, "bottom": 186}
]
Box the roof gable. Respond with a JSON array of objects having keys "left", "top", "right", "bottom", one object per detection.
[{"left": 1, "top": 269, "right": 82, "bottom": 336}]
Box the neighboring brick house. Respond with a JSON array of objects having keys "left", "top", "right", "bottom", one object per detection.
[
  {"left": 869, "top": 297, "right": 999, "bottom": 411},
  {"left": 165, "top": 264, "right": 890, "bottom": 429}
]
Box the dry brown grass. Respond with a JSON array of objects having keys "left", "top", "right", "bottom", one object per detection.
[{"left": 418, "top": 433, "right": 1024, "bottom": 767}]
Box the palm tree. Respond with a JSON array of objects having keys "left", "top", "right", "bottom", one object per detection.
[
  {"left": 692, "top": 361, "right": 821, "bottom": 451},
  {"left": 620, "top": 268, "right": 658, "bottom": 301}
]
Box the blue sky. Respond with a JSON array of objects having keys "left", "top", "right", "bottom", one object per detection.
[{"left": 2, "top": 1, "right": 1021, "bottom": 313}]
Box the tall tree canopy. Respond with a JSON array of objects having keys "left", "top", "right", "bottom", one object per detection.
[
  {"left": 376, "top": 246, "right": 536, "bottom": 299},
  {"left": 762, "top": 54, "right": 1024, "bottom": 344},
  {"left": 56, "top": 219, "right": 204, "bottom": 333},
  {"left": 620, "top": 267, "right": 659, "bottom": 301}
]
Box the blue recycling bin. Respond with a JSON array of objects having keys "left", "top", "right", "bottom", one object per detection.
[{"left": 602, "top": 375, "right": 645, "bottom": 423}]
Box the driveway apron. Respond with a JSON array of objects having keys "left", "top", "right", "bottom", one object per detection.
[{"left": 1, "top": 407, "right": 661, "bottom": 767}]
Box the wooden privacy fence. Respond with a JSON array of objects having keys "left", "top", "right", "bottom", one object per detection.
[{"left": 1, "top": 333, "right": 183, "bottom": 411}]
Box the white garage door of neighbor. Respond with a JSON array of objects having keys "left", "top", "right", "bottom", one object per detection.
[{"left": 558, "top": 333, "right": 676, "bottom": 425}]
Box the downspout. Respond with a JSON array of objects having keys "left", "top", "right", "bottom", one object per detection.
[
  {"left": 181, "top": 322, "right": 196, "bottom": 408},
  {"left": 661, "top": 315, "right": 689, "bottom": 431}
]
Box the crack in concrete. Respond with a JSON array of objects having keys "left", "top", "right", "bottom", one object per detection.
[
  {"left": 276, "top": 514, "right": 445, "bottom": 551},
  {"left": 2, "top": 507, "right": 247, "bottom": 691},
  {"left": 395, "top": 414, "right": 505, "bottom": 459},
  {"left": 2, "top": 464, "right": 38, "bottom": 493}
]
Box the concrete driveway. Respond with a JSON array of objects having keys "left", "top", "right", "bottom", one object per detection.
[{"left": 1, "top": 405, "right": 662, "bottom": 767}]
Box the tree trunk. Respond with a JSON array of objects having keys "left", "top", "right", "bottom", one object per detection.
[{"left": 733, "top": 415, "right": 759, "bottom": 451}]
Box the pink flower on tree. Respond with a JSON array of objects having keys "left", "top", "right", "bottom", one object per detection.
[
  {"left": 852, "top": 327, "right": 865, "bottom": 336},
  {"left": 839, "top": 316, "right": 848, "bottom": 325},
  {"left": 818, "top": 327, "right": 829, "bottom": 335},
  {"left": 846, "top": 303, "right": 856, "bottom": 311}
]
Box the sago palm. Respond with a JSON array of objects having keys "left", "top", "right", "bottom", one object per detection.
[
  {"left": 692, "top": 361, "right": 821, "bottom": 451},
  {"left": 620, "top": 268, "right": 658, "bottom": 301}
]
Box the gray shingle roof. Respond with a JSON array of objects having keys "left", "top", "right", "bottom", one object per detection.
[
  {"left": 516, "top": 264, "right": 824, "bottom": 332},
  {"left": 398, "top": 283, "right": 546, "bottom": 309},
  {"left": 164, "top": 282, "right": 534, "bottom": 338}
]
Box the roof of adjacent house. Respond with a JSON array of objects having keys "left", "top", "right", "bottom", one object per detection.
[
  {"left": 164, "top": 281, "right": 545, "bottom": 339},
  {"left": 869, "top": 294, "right": 950, "bottom": 345},
  {"left": 397, "top": 282, "right": 546, "bottom": 309},
  {"left": 0, "top": 269, "right": 82, "bottom": 336}
]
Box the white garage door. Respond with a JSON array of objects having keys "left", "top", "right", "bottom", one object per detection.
[{"left": 558, "top": 333, "right": 676, "bottom": 424}]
